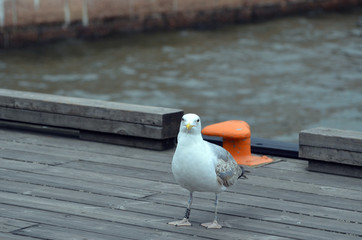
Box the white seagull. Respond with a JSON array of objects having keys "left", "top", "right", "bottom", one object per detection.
[{"left": 168, "top": 113, "right": 246, "bottom": 229}]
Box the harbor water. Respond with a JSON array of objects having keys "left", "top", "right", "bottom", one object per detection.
[{"left": 1, "top": 11, "right": 361, "bottom": 143}]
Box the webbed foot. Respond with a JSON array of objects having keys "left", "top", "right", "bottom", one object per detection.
[
  {"left": 201, "top": 220, "right": 222, "bottom": 229},
  {"left": 168, "top": 218, "right": 192, "bottom": 227}
]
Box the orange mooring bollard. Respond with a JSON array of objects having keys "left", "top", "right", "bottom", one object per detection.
[{"left": 202, "top": 120, "right": 273, "bottom": 166}]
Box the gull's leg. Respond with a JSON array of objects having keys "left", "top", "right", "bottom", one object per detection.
[
  {"left": 201, "top": 193, "right": 222, "bottom": 229},
  {"left": 168, "top": 192, "right": 193, "bottom": 226}
]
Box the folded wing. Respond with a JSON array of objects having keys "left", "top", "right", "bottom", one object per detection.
[{"left": 207, "top": 142, "right": 244, "bottom": 187}]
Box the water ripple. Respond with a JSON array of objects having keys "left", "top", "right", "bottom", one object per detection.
[{"left": 1, "top": 12, "right": 361, "bottom": 142}]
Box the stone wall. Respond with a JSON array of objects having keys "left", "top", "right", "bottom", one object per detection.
[{"left": 0, "top": 0, "right": 361, "bottom": 47}]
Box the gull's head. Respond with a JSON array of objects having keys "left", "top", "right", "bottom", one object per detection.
[{"left": 179, "top": 113, "right": 202, "bottom": 134}]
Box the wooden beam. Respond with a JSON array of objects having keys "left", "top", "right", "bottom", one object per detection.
[
  {"left": 0, "top": 89, "right": 183, "bottom": 127},
  {"left": 300, "top": 145, "right": 362, "bottom": 167},
  {"left": 299, "top": 128, "right": 362, "bottom": 166},
  {"left": 299, "top": 127, "right": 362, "bottom": 153},
  {"left": 0, "top": 107, "right": 172, "bottom": 139},
  {"left": 79, "top": 130, "right": 176, "bottom": 150},
  {"left": 0, "top": 89, "right": 183, "bottom": 150},
  {"left": 308, "top": 161, "right": 362, "bottom": 179},
  {"left": 299, "top": 127, "right": 362, "bottom": 178}
]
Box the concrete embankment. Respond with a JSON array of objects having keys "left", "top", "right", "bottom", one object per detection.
[{"left": 0, "top": 0, "right": 361, "bottom": 47}]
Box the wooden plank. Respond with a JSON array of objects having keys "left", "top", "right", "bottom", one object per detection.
[
  {"left": 252, "top": 161, "right": 362, "bottom": 191},
  {"left": 60, "top": 160, "right": 174, "bottom": 183},
  {"left": 143, "top": 193, "right": 362, "bottom": 237},
  {"left": 2, "top": 182, "right": 361, "bottom": 240},
  {"left": 0, "top": 168, "right": 157, "bottom": 201},
  {"left": 299, "top": 128, "right": 362, "bottom": 177},
  {"left": 55, "top": 156, "right": 362, "bottom": 209},
  {"left": 0, "top": 119, "right": 80, "bottom": 137},
  {"left": 237, "top": 184, "right": 362, "bottom": 213},
  {"left": 58, "top": 159, "right": 362, "bottom": 202},
  {"left": 0, "top": 232, "right": 41, "bottom": 240},
  {"left": 0, "top": 128, "right": 175, "bottom": 163},
  {"left": 13, "top": 224, "right": 134, "bottom": 240},
  {"left": 0, "top": 107, "right": 173, "bottom": 139},
  {"left": 0, "top": 180, "right": 132, "bottom": 209},
  {"left": 0, "top": 194, "right": 289, "bottom": 240},
  {"left": 0, "top": 139, "right": 173, "bottom": 172},
  {"left": 1, "top": 127, "right": 362, "bottom": 239},
  {"left": 0, "top": 158, "right": 49, "bottom": 172},
  {"left": 3, "top": 158, "right": 361, "bottom": 224},
  {"left": 308, "top": 161, "right": 362, "bottom": 179},
  {"left": 0, "top": 217, "right": 36, "bottom": 233},
  {"left": 0, "top": 148, "right": 77, "bottom": 166},
  {"left": 246, "top": 175, "right": 362, "bottom": 202},
  {"left": 2, "top": 143, "right": 362, "bottom": 209},
  {"left": 299, "top": 128, "right": 362, "bottom": 153},
  {"left": 105, "top": 197, "right": 362, "bottom": 240},
  {"left": 0, "top": 89, "right": 183, "bottom": 148},
  {"left": 262, "top": 158, "right": 308, "bottom": 171},
  {"left": 0, "top": 88, "right": 183, "bottom": 127},
  {"left": 1, "top": 192, "right": 359, "bottom": 240},
  {"left": 299, "top": 145, "right": 362, "bottom": 166},
  {"left": 79, "top": 130, "right": 176, "bottom": 150},
  {"left": 2, "top": 152, "right": 362, "bottom": 213},
  {"left": 8, "top": 177, "right": 358, "bottom": 238},
  {"left": 0, "top": 206, "right": 210, "bottom": 240},
  {"left": 1, "top": 163, "right": 361, "bottom": 222}
]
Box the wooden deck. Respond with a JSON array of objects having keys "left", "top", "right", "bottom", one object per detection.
[{"left": 0, "top": 127, "right": 361, "bottom": 240}]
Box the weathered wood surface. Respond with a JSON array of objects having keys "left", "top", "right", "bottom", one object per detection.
[
  {"left": 299, "top": 127, "right": 362, "bottom": 177},
  {"left": 308, "top": 161, "right": 362, "bottom": 179},
  {"left": 0, "top": 128, "right": 362, "bottom": 240},
  {"left": 79, "top": 130, "right": 176, "bottom": 150},
  {"left": 0, "top": 89, "right": 182, "bottom": 126},
  {"left": 299, "top": 128, "right": 362, "bottom": 165},
  {"left": 300, "top": 128, "right": 362, "bottom": 153},
  {"left": 0, "top": 89, "right": 183, "bottom": 139},
  {"left": 0, "top": 107, "right": 172, "bottom": 139},
  {"left": 300, "top": 145, "right": 362, "bottom": 166}
]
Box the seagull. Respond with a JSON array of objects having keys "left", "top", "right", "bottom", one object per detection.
[{"left": 168, "top": 113, "right": 246, "bottom": 229}]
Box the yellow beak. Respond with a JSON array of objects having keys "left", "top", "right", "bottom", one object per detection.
[{"left": 186, "top": 123, "right": 193, "bottom": 130}]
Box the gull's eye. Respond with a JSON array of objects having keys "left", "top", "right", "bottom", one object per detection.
[
  {"left": 181, "top": 117, "right": 185, "bottom": 121},
  {"left": 196, "top": 119, "right": 200, "bottom": 123}
]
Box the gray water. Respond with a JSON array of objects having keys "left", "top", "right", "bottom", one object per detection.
[{"left": 1, "top": 12, "right": 362, "bottom": 143}]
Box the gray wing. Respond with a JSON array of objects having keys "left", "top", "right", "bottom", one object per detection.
[{"left": 206, "top": 142, "right": 243, "bottom": 187}]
